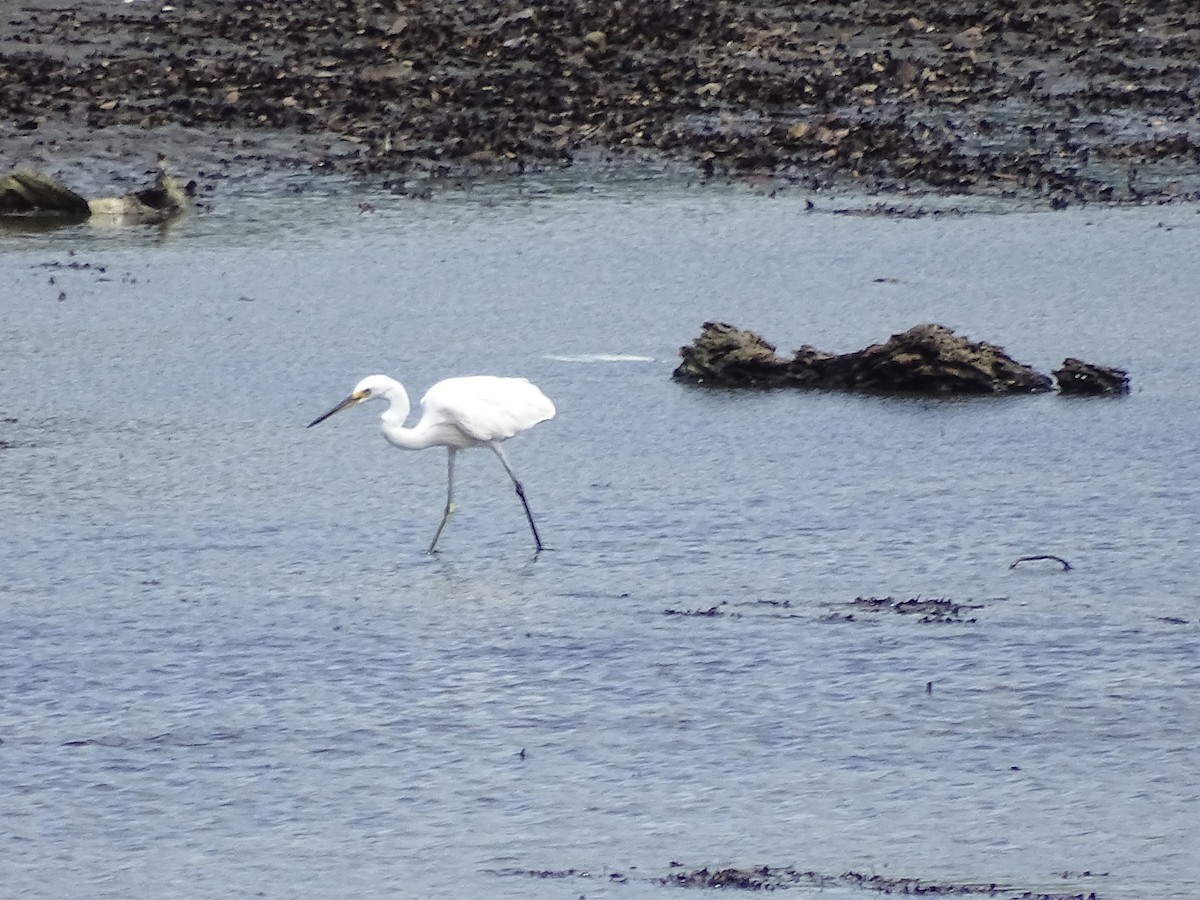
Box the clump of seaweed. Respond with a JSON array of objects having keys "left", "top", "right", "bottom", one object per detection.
[{"left": 821, "top": 595, "right": 982, "bottom": 624}]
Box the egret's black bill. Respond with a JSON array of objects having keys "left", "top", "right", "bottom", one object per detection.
[{"left": 307, "top": 392, "right": 362, "bottom": 428}]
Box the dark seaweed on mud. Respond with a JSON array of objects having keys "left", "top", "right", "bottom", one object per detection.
[
  {"left": 661, "top": 864, "right": 1099, "bottom": 897},
  {"left": 822, "top": 595, "right": 983, "bottom": 624},
  {"left": 4, "top": 1, "right": 1200, "bottom": 202},
  {"left": 496, "top": 863, "right": 1103, "bottom": 898}
]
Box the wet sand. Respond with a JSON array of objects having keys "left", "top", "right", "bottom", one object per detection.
[{"left": 3, "top": 1, "right": 1200, "bottom": 203}]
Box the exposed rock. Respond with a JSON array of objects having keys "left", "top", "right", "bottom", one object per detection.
[
  {"left": 1053, "top": 358, "right": 1131, "bottom": 395},
  {"left": 671, "top": 321, "right": 796, "bottom": 387},
  {"left": 821, "top": 323, "right": 1052, "bottom": 394},
  {"left": 789, "top": 344, "right": 840, "bottom": 387},
  {"left": 674, "top": 322, "right": 1053, "bottom": 394}
]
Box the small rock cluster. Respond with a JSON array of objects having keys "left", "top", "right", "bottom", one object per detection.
[{"left": 1052, "top": 358, "right": 1131, "bottom": 395}]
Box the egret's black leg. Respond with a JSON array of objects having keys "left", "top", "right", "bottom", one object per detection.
[
  {"left": 429, "top": 447, "right": 457, "bottom": 553},
  {"left": 490, "top": 444, "right": 545, "bottom": 552}
]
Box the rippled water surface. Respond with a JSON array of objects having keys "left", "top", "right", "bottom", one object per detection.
[{"left": 2, "top": 175, "right": 1198, "bottom": 899}]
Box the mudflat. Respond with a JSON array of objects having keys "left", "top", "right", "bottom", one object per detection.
[{"left": 3, "top": 1, "right": 1199, "bottom": 202}]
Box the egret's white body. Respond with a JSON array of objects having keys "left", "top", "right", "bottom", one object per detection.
[{"left": 308, "top": 374, "right": 555, "bottom": 553}]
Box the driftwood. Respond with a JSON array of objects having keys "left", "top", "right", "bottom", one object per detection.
[
  {"left": 1009, "top": 554, "right": 1073, "bottom": 571},
  {"left": 674, "top": 322, "right": 1053, "bottom": 394},
  {"left": 0, "top": 154, "right": 187, "bottom": 225},
  {"left": 0, "top": 170, "right": 90, "bottom": 218}
]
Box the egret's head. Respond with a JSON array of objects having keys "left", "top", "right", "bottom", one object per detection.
[
  {"left": 307, "top": 375, "right": 389, "bottom": 428},
  {"left": 352, "top": 374, "right": 395, "bottom": 398}
]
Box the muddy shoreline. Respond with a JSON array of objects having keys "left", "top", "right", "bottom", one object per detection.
[{"left": 3, "top": 1, "right": 1200, "bottom": 204}]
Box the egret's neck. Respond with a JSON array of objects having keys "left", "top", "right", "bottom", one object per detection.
[
  {"left": 375, "top": 381, "right": 417, "bottom": 446},
  {"left": 373, "top": 377, "right": 458, "bottom": 451},
  {"left": 382, "top": 421, "right": 435, "bottom": 450}
]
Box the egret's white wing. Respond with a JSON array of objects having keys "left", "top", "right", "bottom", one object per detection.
[{"left": 420, "top": 376, "right": 555, "bottom": 443}]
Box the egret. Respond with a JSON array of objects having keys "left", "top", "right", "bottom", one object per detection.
[{"left": 307, "top": 374, "right": 556, "bottom": 554}]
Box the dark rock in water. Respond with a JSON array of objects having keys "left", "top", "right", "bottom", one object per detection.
[
  {"left": 788, "top": 343, "right": 839, "bottom": 387},
  {"left": 674, "top": 322, "right": 1053, "bottom": 395},
  {"left": 1053, "top": 357, "right": 1130, "bottom": 395},
  {"left": 672, "top": 321, "right": 795, "bottom": 387},
  {"left": 816, "top": 323, "right": 1053, "bottom": 394}
]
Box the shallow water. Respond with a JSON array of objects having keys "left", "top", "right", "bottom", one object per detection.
[{"left": 2, "top": 174, "right": 1198, "bottom": 899}]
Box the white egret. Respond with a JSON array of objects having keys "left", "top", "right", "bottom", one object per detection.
[{"left": 308, "top": 374, "right": 556, "bottom": 554}]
